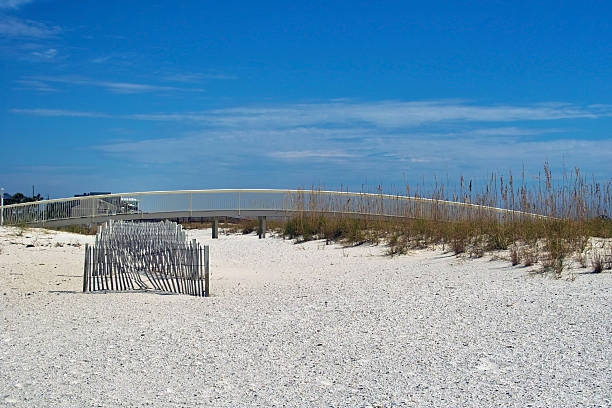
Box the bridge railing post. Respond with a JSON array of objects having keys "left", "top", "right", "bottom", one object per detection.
[
  {"left": 258, "top": 216, "right": 266, "bottom": 239},
  {"left": 212, "top": 217, "right": 219, "bottom": 239}
]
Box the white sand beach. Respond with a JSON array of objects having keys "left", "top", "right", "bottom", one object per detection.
[{"left": 1, "top": 226, "right": 611, "bottom": 407}]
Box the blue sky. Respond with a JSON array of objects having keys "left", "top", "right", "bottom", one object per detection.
[{"left": 1, "top": 0, "right": 612, "bottom": 198}]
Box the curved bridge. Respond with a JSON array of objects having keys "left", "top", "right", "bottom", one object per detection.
[{"left": 0, "top": 189, "right": 545, "bottom": 228}]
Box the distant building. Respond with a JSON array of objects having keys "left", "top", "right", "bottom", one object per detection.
[{"left": 120, "top": 197, "right": 139, "bottom": 213}]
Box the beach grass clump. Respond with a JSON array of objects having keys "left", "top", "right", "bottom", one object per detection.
[
  {"left": 591, "top": 253, "right": 612, "bottom": 273},
  {"left": 386, "top": 230, "right": 412, "bottom": 256},
  {"left": 240, "top": 219, "right": 258, "bottom": 235},
  {"left": 283, "top": 214, "right": 376, "bottom": 245},
  {"left": 520, "top": 247, "right": 538, "bottom": 267},
  {"left": 509, "top": 244, "right": 520, "bottom": 266},
  {"left": 592, "top": 255, "right": 604, "bottom": 273},
  {"left": 16, "top": 222, "right": 29, "bottom": 236}
]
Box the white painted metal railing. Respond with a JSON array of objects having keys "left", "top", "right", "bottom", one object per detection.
[{"left": 0, "top": 189, "right": 547, "bottom": 226}]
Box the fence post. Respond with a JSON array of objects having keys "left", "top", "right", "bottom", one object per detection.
[
  {"left": 83, "top": 244, "right": 89, "bottom": 292},
  {"left": 1, "top": 187, "right": 3, "bottom": 226},
  {"left": 258, "top": 216, "right": 267, "bottom": 239},
  {"left": 204, "top": 245, "right": 210, "bottom": 297},
  {"left": 212, "top": 217, "right": 219, "bottom": 239}
]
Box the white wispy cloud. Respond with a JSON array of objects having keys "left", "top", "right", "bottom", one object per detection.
[
  {"left": 0, "top": 0, "right": 33, "bottom": 9},
  {"left": 90, "top": 55, "right": 112, "bottom": 64},
  {"left": 14, "top": 79, "right": 57, "bottom": 92},
  {"left": 23, "top": 75, "right": 203, "bottom": 94},
  {"left": 11, "top": 107, "right": 197, "bottom": 119},
  {"left": 12, "top": 100, "right": 612, "bottom": 125},
  {"left": 197, "top": 101, "right": 612, "bottom": 129},
  {"left": 0, "top": 15, "right": 60, "bottom": 37},
  {"left": 100, "top": 81, "right": 181, "bottom": 93},
  {"left": 163, "top": 72, "right": 237, "bottom": 82},
  {"left": 30, "top": 47, "right": 56, "bottom": 59},
  {"left": 10, "top": 108, "right": 110, "bottom": 118},
  {"left": 268, "top": 150, "right": 356, "bottom": 160},
  {"left": 94, "top": 101, "right": 612, "bottom": 127},
  {"left": 89, "top": 53, "right": 140, "bottom": 66},
  {"left": 200, "top": 72, "right": 238, "bottom": 80},
  {"left": 467, "top": 127, "right": 564, "bottom": 137},
  {"left": 126, "top": 112, "right": 206, "bottom": 121}
]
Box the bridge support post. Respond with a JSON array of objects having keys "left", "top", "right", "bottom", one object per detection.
[
  {"left": 212, "top": 218, "right": 219, "bottom": 239},
  {"left": 258, "top": 216, "right": 266, "bottom": 239}
]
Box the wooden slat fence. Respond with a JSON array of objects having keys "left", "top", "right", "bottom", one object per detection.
[{"left": 83, "top": 220, "right": 209, "bottom": 297}]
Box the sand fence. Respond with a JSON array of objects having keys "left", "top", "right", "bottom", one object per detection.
[{"left": 83, "top": 220, "right": 209, "bottom": 297}]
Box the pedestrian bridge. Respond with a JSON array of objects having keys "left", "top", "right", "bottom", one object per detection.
[{"left": 0, "top": 189, "right": 543, "bottom": 228}]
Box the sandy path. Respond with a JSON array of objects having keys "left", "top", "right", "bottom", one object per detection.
[{"left": 1, "top": 226, "right": 611, "bottom": 407}]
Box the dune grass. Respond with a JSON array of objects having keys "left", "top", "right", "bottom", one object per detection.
[
  {"left": 270, "top": 164, "right": 612, "bottom": 276},
  {"left": 273, "top": 209, "right": 611, "bottom": 277}
]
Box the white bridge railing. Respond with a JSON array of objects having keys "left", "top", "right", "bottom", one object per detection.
[{"left": 0, "top": 189, "right": 547, "bottom": 226}]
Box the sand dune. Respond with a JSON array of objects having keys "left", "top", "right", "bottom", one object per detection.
[{"left": 1, "top": 226, "right": 611, "bottom": 407}]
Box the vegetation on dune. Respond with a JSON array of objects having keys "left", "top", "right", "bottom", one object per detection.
[
  {"left": 270, "top": 164, "right": 612, "bottom": 277},
  {"left": 273, "top": 213, "right": 612, "bottom": 277}
]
